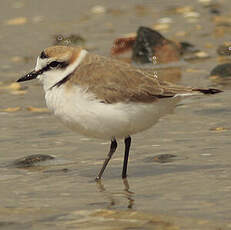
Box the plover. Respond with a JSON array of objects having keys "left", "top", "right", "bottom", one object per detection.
[{"left": 17, "top": 46, "right": 222, "bottom": 180}]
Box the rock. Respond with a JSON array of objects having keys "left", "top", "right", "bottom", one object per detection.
[
  {"left": 179, "top": 41, "right": 199, "bottom": 55},
  {"left": 210, "top": 63, "right": 231, "bottom": 78},
  {"left": 132, "top": 26, "right": 180, "bottom": 63},
  {"left": 210, "top": 8, "right": 220, "bottom": 15},
  {"left": 152, "top": 154, "right": 177, "bottom": 163},
  {"left": 111, "top": 36, "right": 136, "bottom": 56},
  {"left": 111, "top": 26, "right": 198, "bottom": 64},
  {"left": 13, "top": 154, "right": 55, "bottom": 168}
]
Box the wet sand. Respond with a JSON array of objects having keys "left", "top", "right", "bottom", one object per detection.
[{"left": 0, "top": 0, "right": 231, "bottom": 229}]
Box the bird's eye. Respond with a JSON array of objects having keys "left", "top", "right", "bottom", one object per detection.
[{"left": 49, "top": 61, "right": 60, "bottom": 68}]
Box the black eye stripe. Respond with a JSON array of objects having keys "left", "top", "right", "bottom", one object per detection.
[
  {"left": 38, "top": 61, "right": 68, "bottom": 76},
  {"left": 59, "top": 62, "right": 68, "bottom": 68},
  {"left": 48, "top": 61, "right": 68, "bottom": 69}
]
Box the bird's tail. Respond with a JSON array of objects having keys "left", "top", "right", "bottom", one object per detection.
[{"left": 193, "top": 88, "right": 223, "bottom": 95}]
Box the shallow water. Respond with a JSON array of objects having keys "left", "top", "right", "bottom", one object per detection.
[{"left": 1, "top": 0, "right": 231, "bottom": 229}]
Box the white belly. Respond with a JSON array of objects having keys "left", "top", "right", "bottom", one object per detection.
[{"left": 45, "top": 85, "right": 178, "bottom": 140}]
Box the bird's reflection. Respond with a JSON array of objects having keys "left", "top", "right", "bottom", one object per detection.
[
  {"left": 122, "top": 178, "right": 134, "bottom": 209},
  {"left": 96, "top": 178, "right": 134, "bottom": 209}
]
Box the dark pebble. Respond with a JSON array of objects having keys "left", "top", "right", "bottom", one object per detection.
[
  {"left": 210, "top": 8, "right": 220, "bottom": 15},
  {"left": 132, "top": 26, "right": 180, "bottom": 63},
  {"left": 153, "top": 154, "right": 177, "bottom": 163},
  {"left": 111, "top": 26, "right": 197, "bottom": 63},
  {"left": 145, "top": 154, "right": 177, "bottom": 163},
  {"left": 13, "top": 154, "right": 55, "bottom": 168},
  {"left": 210, "top": 63, "right": 231, "bottom": 78},
  {"left": 179, "top": 41, "right": 199, "bottom": 55}
]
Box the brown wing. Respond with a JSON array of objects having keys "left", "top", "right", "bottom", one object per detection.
[{"left": 67, "top": 54, "right": 196, "bottom": 103}]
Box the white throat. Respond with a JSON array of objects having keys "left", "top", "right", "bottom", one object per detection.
[{"left": 37, "top": 49, "right": 88, "bottom": 92}]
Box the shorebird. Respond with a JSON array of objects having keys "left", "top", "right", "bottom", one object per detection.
[{"left": 17, "top": 46, "right": 222, "bottom": 180}]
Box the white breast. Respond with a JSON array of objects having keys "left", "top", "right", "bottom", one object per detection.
[{"left": 45, "top": 85, "right": 178, "bottom": 140}]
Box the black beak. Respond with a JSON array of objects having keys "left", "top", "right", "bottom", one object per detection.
[{"left": 17, "top": 69, "right": 42, "bottom": 82}]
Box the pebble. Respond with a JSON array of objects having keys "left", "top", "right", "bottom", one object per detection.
[
  {"left": 0, "top": 107, "right": 21, "bottom": 112},
  {"left": 210, "top": 127, "right": 228, "bottom": 132},
  {"left": 152, "top": 154, "right": 177, "bottom": 163},
  {"left": 157, "top": 17, "right": 173, "bottom": 24},
  {"left": 132, "top": 26, "right": 180, "bottom": 63},
  {"left": 195, "top": 51, "right": 209, "bottom": 58},
  {"left": 5, "top": 17, "right": 27, "bottom": 25},
  {"left": 183, "top": 11, "right": 200, "bottom": 18},
  {"left": 210, "top": 63, "right": 231, "bottom": 78},
  {"left": 26, "top": 107, "right": 49, "bottom": 113},
  {"left": 176, "top": 6, "right": 194, "bottom": 14},
  {"left": 184, "top": 51, "right": 210, "bottom": 61},
  {"left": 91, "top": 5, "right": 106, "bottom": 14},
  {"left": 12, "top": 154, "right": 55, "bottom": 168},
  {"left": 198, "top": 0, "right": 211, "bottom": 4},
  {"left": 153, "top": 24, "right": 169, "bottom": 31}
]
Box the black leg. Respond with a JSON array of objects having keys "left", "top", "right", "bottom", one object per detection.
[
  {"left": 95, "top": 138, "right": 117, "bottom": 181},
  {"left": 122, "top": 136, "right": 131, "bottom": 179}
]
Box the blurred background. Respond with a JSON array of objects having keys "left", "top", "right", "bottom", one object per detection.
[{"left": 1, "top": 0, "right": 231, "bottom": 229}]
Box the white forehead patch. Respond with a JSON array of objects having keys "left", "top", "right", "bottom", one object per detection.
[{"left": 35, "top": 56, "right": 49, "bottom": 71}]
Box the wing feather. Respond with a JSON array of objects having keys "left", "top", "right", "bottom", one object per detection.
[{"left": 67, "top": 54, "right": 196, "bottom": 103}]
